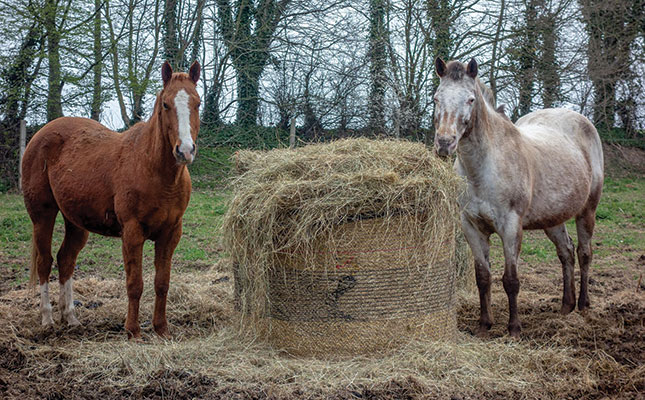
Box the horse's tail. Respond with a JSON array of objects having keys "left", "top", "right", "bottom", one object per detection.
[{"left": 29, "top": 233, "right": 38, "bottom": 288}]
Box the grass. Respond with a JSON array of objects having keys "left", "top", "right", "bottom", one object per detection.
[{"left": 0, "top": 190, "right": 229, "bottom": 288}]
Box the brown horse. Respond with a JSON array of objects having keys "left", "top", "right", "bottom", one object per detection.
[
  {"left": 433, "top": 58, "right": 604, "bottom": 338},
  {"left": 22, "top": 61, "right": 201, "bottom": 339}
]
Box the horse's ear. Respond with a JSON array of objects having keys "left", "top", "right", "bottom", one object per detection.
[
  {"left": 466, "top": 58, "right": 478, "bottom": 79},
  {"left": 435, "top": 57, "right": 447, "bottom": 78},
  {"left": 189, "top": 61, "right": 200, "bottom": 84},
  {"left": 162, "top": 61, "right": 173, "bottom": 87}
]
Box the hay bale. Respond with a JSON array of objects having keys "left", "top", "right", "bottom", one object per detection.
[{"left": 223, "top": 138, "right": 463, "bottom": 356}]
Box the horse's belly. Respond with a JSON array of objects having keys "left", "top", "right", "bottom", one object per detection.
[
  {"left": 523, "top": 186, "right": 589, "bottom": 229},
  {"left": 59, "top": 202, "right": 122, "bottom": 237}
]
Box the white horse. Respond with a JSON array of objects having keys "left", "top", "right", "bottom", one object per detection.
[{"left": 433, "top": 58, "right": 604, "bottom": 337}]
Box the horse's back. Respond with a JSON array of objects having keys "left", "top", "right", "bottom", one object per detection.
[
  {"left": 516, "top": 108, "right": 603, "bottom": 179},
  {"left": 515, "top": 109, "right": 603, "bottom": 228}
]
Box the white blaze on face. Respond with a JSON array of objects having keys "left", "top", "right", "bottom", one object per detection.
[
  {"left": 40, "top": 283, "right": 54, "bottom": 326},
  {"left": 174, "top": 89, "right": 195, "bottom": 163}
]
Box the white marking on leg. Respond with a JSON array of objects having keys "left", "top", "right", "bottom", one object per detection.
[
  {"left": 40, "top": 283, "right": 54, "bottom": 326},
  {"left": 60, "top": 278, "right": 80, "bottom": 326},
  {"left": 174, "top": 89, "right": 194, "bottom": 162}
]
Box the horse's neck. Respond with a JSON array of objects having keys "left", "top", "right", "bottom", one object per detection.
[
  {"left": 133, "top": 114, "right": 185, "bottom": 185},
  {"left": 457, "top": 99, "right": 510, "bottom": 184}
]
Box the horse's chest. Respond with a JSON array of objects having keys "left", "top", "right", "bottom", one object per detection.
[{"left": 459, "top": 184, "right": 503, "bottom": 233}]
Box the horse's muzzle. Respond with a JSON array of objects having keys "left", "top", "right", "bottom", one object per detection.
[
  {"left": 174, "top": 144, "right": 196, "bottom": 164},
  {"left": 435, "top": 137, "right": 457, "bottom": 157}
]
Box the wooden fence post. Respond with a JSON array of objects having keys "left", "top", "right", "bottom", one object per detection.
[
  {"left": 289, "top": 116, "right": 296, "bottom": 148},
  {"left": 19, "top": 119, "right": 26, "bottom": 191}
]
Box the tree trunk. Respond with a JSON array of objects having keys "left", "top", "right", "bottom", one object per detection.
[
  {"left": 216, "top": 0, "right": 290, "bottom": 127},
  {"left": 516, "top": 0, "right": 538, "bottom": 118},
  {"left": 45, "top": 0, "right": 63, "bottom": 121},
  {"left": 235, "top": 65, "right": 263, "bottom": 127},
  {"left": 537, "top": 12, "right": 559, "bottom": 108},
  {"left": 163, "top": 0, "right": 179, "bottom": 68},
  {"left": 368, "top": 0, "right": 387, "bottom": 134},
  {"left": 427, "top": 0, "right": 453, "bottom": 145},
  {"left": 488, "top": 0, "right": 505, "bottom": 102},
  {"left": 90, "top": 0, "right": 102, "bottom": 121}
]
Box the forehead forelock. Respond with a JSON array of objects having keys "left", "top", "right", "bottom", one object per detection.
[{"left": 445, "top": 61, "right": 466, "bottom": 80}]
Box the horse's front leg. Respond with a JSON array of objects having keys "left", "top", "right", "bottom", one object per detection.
[
  {"left": 121, "top": 222, "right": 145, "bottom": 340},
  {"left": 152, "top": 224, "right": 182, "bottom": 338},
  {"left": 461, "top": 215, "right": 493, "bottom": 336},
  {"left": 498, "top": 213, "right": 523, "bottom": 338}
]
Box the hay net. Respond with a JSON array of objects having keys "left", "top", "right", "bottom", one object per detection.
[{"left": 222, "top": 138, "right": 464, "bottom": 327}]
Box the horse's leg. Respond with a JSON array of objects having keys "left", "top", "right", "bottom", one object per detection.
[
  {"left": 544, "top": 224, "right": 576, "bottom": 314},
  {"left": 498, "top": 214, "right": 523, "bottom": 338},
  {"left": 121, "top": 222, "right": 145, "bottom": 339},
  {"left": 576, "top": 206, "right": 596, "bottom": 311},
  {"left": 461, "top": 215, "right": 493, "bottom": 335},
  {"left": 30, "top": 207, "right": 58, "bottom": 327},
  {"left": 152, "top": 226, "right": 182, "bottom": 338},
  {"left": 56, "top": 218, "right": 89, "bottom": 326}
]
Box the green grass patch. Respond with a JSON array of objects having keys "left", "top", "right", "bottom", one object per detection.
[
  {"left": 189, "top": 145, "right": 234, "bottom": 189},
  {"left": 0, "top": 191, "right": 229, "bottom": 286}
]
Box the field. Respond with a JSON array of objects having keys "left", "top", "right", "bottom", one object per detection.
[{"left": 0, "top": 144, "right": 644, "bottom": 399}]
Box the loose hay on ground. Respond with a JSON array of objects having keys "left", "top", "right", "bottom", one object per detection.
[{"left": 0, "top": 259, "right": 641, "bottom": 399}]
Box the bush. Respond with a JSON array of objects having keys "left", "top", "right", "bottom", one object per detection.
[
  {"left": 200, "top": 124, "right": 290, "bottom": 150},
  {"left": 597, "top": 127, "right": 645, "bottom": 149}
]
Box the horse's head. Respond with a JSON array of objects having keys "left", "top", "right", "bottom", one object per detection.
[
  {"left": 433, "top": 57, "right": 479, "bottom": 157},
  {"left": 159, "top": 61, "right": 201, "bottom": 165}
]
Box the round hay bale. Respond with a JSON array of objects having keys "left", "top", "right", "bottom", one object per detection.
[{"left": 223, "top": 138, "right": 463, "bottom": 357}]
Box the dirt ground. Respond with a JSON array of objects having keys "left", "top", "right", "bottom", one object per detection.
[{"left": 0, "top": 144, "right": 643, "bottom": 399}]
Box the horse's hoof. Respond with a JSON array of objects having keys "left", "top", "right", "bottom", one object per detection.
[
  {"left": 154, "top": 325, "right": 172, "bottom": 339},
  {"left": 559, "top": 303, "right": 575, "bottom": 315},
  {"left": 42, "top": 320, "right": 55, "bottom": 329},
  {"left": 66, "top": 316, "right": 81, "bottom": 327},
  {"left": 476, "top": 323, "right": 492, "bottom": 338},
  {"left": 508, "top": 325, "right": 521, "bottom": 339},
  {"left": 578, "top": 298, "right": 590, "bottom": 311},
  {"left": 127, "top": 333, "right": 144, "bottom": 342}
]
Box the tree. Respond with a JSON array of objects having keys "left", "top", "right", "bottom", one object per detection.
[
  {"left": 0, "top": 2, "right": 44, "bottom": 188},
  {"left": 580, "top": 0, "right": 642, "bottom": 130},
  {"left": 216, "top": 0, "right": 290, "bottom": 126},
  {"left": 368, "top": 0, "right": 387, "bottom": 133},
  {"left": 44, "top": 0, "right": 65, "bottom": 121},
  {"left": 105, "top": 0, "right": 163, "bottom": 126},
  {"left": 509, "top": 0, "right": 539, "bottom": 119},
  {"left": 163, "top": 0, "right": 205, "bottom": 70},
  {"left": 90, "top": 0, "right": 102, "bottom": 121}
]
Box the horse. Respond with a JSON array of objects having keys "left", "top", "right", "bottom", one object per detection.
[
  {"left": 433, "top": 58, "right": 604, "bottom": 338},
  {"left": 22, "top": 61, "right": 201, "bottom": 339}
]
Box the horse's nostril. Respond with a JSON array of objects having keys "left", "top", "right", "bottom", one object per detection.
[
  {"left": 190, "top": 144, "right": 196, "bottom": 155},
  {"left": 175, "top": 145, "right": 180, "bottom": 154}
]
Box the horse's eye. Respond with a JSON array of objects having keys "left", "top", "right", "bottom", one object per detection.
[
  {"left": 163, "top": 102, "right": 169, "bottom": 110},
  {"left": 196, "top": 101, "right": 201, "bottom": 108},
  {"left": 467, "top": 97, "right": 475, "bottom": 105}
]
